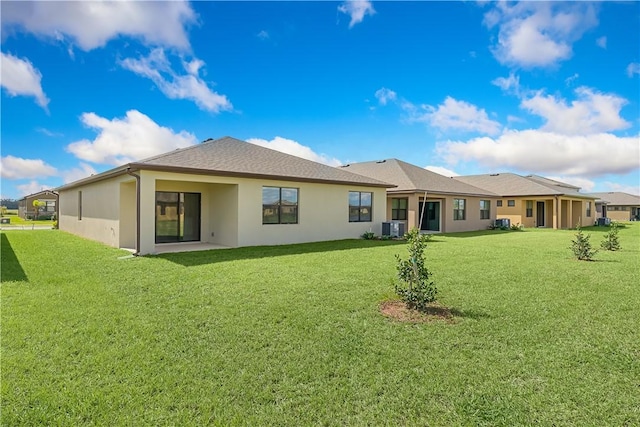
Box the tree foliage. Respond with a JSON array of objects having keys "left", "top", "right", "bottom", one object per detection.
[
  {"left": 570, "top": 223, "right": 597, "bottom": 261},
  {"left": 601, "top": 222, "right": 621, "bottom": 251},
  {"left": 394, "top": 228, "right": 437, "bottom": 310}
]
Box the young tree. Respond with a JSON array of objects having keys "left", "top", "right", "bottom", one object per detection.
[
  {"left": 601, "top": 222, "right": 621, "bottom": 251},
  {"left": 32, "top": 200, "right": 46, "bottom": 220},
  {"left": 570, "top": 223, "right": 597, "bottom": 261},
  {"left": 394, "top": 228, "right": 437, "bottom": 311}
]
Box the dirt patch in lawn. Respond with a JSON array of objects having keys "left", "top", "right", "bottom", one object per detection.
[{"left": 379, "top": 300, "right": 457, "bottom": 324}]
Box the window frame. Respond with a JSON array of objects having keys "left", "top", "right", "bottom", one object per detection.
[
  {"left": 78, "top": 191, "right": 82, "bottom": 220},
  {"left": 480, "top": 200, "right": 490, "bottom": 220},
  {"left": 526, "top": 200, "right": 533, "bottom": 217},
  {"left": 496, "top": 200, "right": 503, "bottom": 207},
  {"left": 507, "top": 200, "right": 515, "bottom": 207},
  {"left": 586, "top": 201, "right": 592, "bottom": 217},
  {"left": 453, "top": 198, "right": 466, "bottom": 221},
  {"left": 349, "top": 191, "right": 373, "bottom": 223},
  {"left": 262, "top": 186, "right": 299, "bottom": 225},
  {"left": 391, "top": 198, "right": 408, "bottom": 221}
]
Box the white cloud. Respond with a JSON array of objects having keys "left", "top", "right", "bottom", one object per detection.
[
  {"left": 437, "top": 129, "right": 639, "bottom": 177},
  {"left": 484, "top": 2, "right": 598, "bottom": 68},
  {"left": 0, "top": 155, "right": 57, "bottom": 179},
  {"left": 374, "top": 88, "right": 397, "bottom": 105},
  {"left": 0, "top": 51, "right": 49, "bottom": 109},
  {"left": 247, "top": 137, "right": 342, "bottom": 166},
  {"left": 338, "top": 1, "right": 375, "bottom": 28},
  {"left": 492, "top": 73, "right": 521, "bottom": 95},
  {"left": 596, "top": 36, "right": 607, "bottom": 49},
  {"left": 407, "top": 97, "right": 502, "bottom": 136},
  {"left": 627, "top": 63, "right": 640, "bottom": 78},
  {"left": 425, "top": 166, "right": 459, "bottom": 177},
  {"left": 16, "top": 181, "right": 52, "bottom": 197},
  {"left": 257, "top": 30, "right": 269, "bottom": 40},
  {"left": 603, "top": 182, "right": 640, "bottom": 196},
  {"left": 521, "top": 87, "right": 629, "bottom": 135},
  {"left": 66, "top": 110, "right": 197, "bottom": 165},
  {"left": 564, "top": 73, "right": 579, "bottom": 86},
  {"left": 1, "top": 1, "right": 196, "bottom": 51},
  {"left": 120, "top": 48, "right": 232, "bottom": 113},
  {"left": 546, "top": 176, "right": 595, "bottom": 192},
  {"left": 61, "top": 163, "right": 98, "bottom": 184}
]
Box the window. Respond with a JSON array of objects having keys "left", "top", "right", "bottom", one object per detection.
[
  {"left": 453, "top": 198, "right": 466, "bottom": 220},
  {"left": 526, "top": 200, "right": 533, "bottom": 217},
  {"left": 480, "top": 200, "right": 490, "bottom": 220},
  {"left": 78, "top": 191, "right": 82, "bottom": 220},
  {"left": 391, "top": 198, "right": 408, "bottom": 220},
  {"left": 586, "top": 201, "right": 592, "bottom": 217},
  {"left": 263, "top": 187, "right": 298, "bottom": 224},
  {"left": 155, "top": 192, "right": 201, "bottom": 243},
  {"left": 349, "top": 191, "right": 372, "bottom": 222},
  {"left": 507, "top": 200, "right": 515, "bottom": 207},
  {"left": 45, "top": 201, "right": 56, "bottom": 212},
  {"left": 497, "top": 200, "right": 503, "bottom": 207}
]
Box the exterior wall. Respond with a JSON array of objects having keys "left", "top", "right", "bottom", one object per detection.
[
  {"left": 18, "top": 193, "right": 58, "bottom": 219},
  {"left": 606, "top": 206, "right": 633, "bottom": 222},
  {"left": 495, "top": 197, "right": 557, "bottom": 228},
  {"left": 59, "top": 175, "right": 133, "bottom": 248},
  {"left": 387, "top": 192, "right": 497, "bottom": 233}
]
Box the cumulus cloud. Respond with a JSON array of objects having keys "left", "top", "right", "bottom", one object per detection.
[
  {"left": 484, "top": 2, "right": 598, "bottom": 68},
  {"left": 521, "top": 86, "right": 629, "bottom": 135},
  {"left": 425, "top": 166, "right": 459, "bottom": 177},
  {"left": 120, "top": 48, "right": 232, "bottom": 113},
  {"left": 247, "top": 136, "right": 342, "bottom": 166},
  {"left": 437, "top": 129, "right": 639, "bottom": 177},
  {"left": 257, "top": 30, "right": 269, "bottom": 40},
  {"left": 16, "top": 181, "right": 52, "bottom": 197},
  {"left": 492, "top": 73, "right": 522, "bottom": 96},
  {"left": 603, "top": 182, "right": 640, "bottom": 196},
  {"left": 61, "top": 163, "right": 98, "bottom": 184},
  {"left": 0, "top": 51, "right": 49, "bottom": 109},
  {"left": 66, "top": 110, "right": 197, "bottom": 165},
  {"left": 406, "top": 97, "right": 502, "bottom": 136},
  {"left": 627, "top": 63, "right": 640, "bottom": 78},
  {"left": 338, "top": 1, "right": 375, "bottom": 28},
  {"left": 374, "top": 87, "right": 397, "bottom": 105},
  {"left": 1, "top": 1, "right": 196, "bottom": 51},
  {"left": 0, "top": 155, "right": 57, "bottom": 179},
  {"left": 596, "top": 36, "right": 607, "bottom": 49}
]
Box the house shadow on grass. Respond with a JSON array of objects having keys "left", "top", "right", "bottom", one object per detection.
[
  {"left": 156, "top": 238, "right": 406, "bottom": 267},
  {"left": 0, "top": 233, "right": 28, "bottom": 282}
]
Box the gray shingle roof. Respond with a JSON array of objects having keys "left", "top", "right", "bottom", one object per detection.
[
  {"left": 340, "top": 159, "right": 498, "bottom": 197},
  {"left": 455, "top": 173, "right": 595, "bottom": 199},
  {"left": 586, "top": 192, "right": 640, "bottom": 206},
  {"left": 57, "top": 137, "right": 393, "bottom": 190}
]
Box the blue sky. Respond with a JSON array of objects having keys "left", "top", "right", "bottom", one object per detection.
[{"left": 1, "top": 1, "right": 639, "bottom": 199}]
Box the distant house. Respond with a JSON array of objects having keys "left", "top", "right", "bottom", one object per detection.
[
  {"left": 340, "top": 159, "right": 499, "bottom": 233},
  {"left": 55, "top": 137, "right": 393, "bottom": 255},
  {"left": 586, "top": 192, "right": 640, "bottom": 222},
  {"left": 455, "top": 173, "right": 598, "bottom": 228},
  {"left": 17, "top": 190, "right": 58, "bottom": 219}
]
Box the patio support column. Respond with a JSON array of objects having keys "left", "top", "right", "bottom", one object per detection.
[
  {"left": 553, "top": 197, "right": 559, "bottom": 229},
  {"left": 138, "top": 172, "right": 156, "bottom": 255}
]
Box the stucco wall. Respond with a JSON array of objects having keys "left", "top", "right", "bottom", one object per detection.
[{"left": 59, "top": 175, "right": 134, "bottom": 248}]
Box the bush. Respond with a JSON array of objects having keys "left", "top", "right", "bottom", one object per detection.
[
  {"left": 570, "top": 223, "right": 597, "bottom": 261},
  {"left": 601, "top": 222, "right": 621, "bottom": 251},
  {"left": 394, "top": 228, "right": 437, "bottom": 311},
  {"left": 510, "top": 223, "right": 524, "bottom": 231},
  {"left": 361, "top": 231, "right": 376, "bottom": 240}
]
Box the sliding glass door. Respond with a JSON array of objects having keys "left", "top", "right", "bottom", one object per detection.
[{"left": 155, "top": 191, "right": 201, "bottom": 243}]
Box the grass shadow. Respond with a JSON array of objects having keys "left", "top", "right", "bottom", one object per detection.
[
  {"left": 0, "top": 233, "right": 28, "bottom": 282},
  {"left": 156, "top": 238, "right": 406, "bottom": 267},
  {"left": 449, "top": 307, "right": 492, "bottom": 320},
  {"left": 440, "top": 229, "right": 521, "bottom": 238}
]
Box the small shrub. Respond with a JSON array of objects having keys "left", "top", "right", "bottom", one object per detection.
[
  {"left": 361, "top": 231, "right": 376, "bottom": 240},
  {"left": 394, "top": 228, "right": 437, "bottom": 311},
  {"left": 570, "top": 223, "right": 597, "bottom": 261},
  {"left": 601, "top": 222, "right": 621, "bottom": 251},
  {"left": 510, "top": 223, "right": 524, "bottom": 231}
]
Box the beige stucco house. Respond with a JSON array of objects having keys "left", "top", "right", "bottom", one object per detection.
[
  {"left": 455, "top": 173, "right": 599, "bottom": 229},
  {"left": 17, "top": 190, "right": 58, "bottom": 219},
  {"left": 55, "top": 137, "right": 393, "bottom": 255},
  {"left": 340, "top": 159, "right": 499, "bottom": 233},
  {"left": 587, "top": 192, "right": 640, "bottom": 222}
]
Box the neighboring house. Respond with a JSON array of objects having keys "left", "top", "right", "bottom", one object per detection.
[
  {"left": 340, "top": 159, "right": 499, "bottom": 233},
  {"left": 55, "top": 137, "right": 393, "bottom": 255},
  {"left": 455, "top": 173, "right": 598, "bottom": 229},
  {"left": 586, "top": 192, "right": 640, "bottom": 222},
  {"left": 17, "top": 190, "right": 58, "bottom": 219}
]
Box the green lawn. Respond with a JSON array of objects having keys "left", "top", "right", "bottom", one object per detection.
[{"left": 2, "top": 225, "right": 639, "bottom": 426}]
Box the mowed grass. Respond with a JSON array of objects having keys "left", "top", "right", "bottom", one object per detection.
[{"left": 1, "top": 225, "right": 639, "bottom": 426}]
